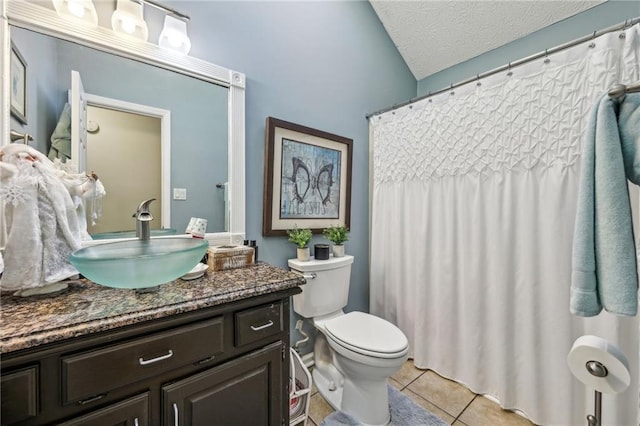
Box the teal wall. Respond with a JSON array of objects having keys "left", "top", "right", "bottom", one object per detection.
[
  {"left": 418, "top": 0, "right": 640, "bottom": 96},
  {"left": 168, "top": 1, "right": 416, "bottom": 332},
  {"left": 9, "top": 26, "right": 59, "bottom": 154}
]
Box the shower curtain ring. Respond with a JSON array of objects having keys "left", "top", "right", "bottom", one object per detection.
[
  {"left": 476, "top": 74, "right": 481, "bottom": 87},
  {"left": 507, "top": 62, "right": 513, "bottom": 77},
  {"left": 544, "top": 49, "right": 550, "bottom": 64},
  {"left": 619, "top": 21, "right": 627, "bottom": 39},
  {"left": 450, "top": 84, "right": 455, "bottom": 96}
]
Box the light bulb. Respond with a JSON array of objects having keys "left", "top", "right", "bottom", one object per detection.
[
  {"left": 52, "top": 0, "right": 98, "bottom": 26},
  {"left": 167, "top": 32, "right": 182, "bottom": 48},
  {"left": 159, "top": 15, "right": 191, "bottom": 54},
  {"left": 67, "top": 0, "right": 85, "bottom": 18},
  {"left": 121, "top": 17, "right": 136, "bottom": 34}
]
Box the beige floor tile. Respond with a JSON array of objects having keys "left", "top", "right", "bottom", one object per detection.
[
  {"left": 306, "top": 418, "right": 318, "bottom": 426},
  {"left": 452, "top": 420, "right": 469, "bottom": 426},
  {"left": 407, "top": 370, "right": 475, "bottom": 418},
  {"left": 401, "top": 388, "right": 457, "bottom": 424},
  {"left": 391, "top": 359, "right": 425, "bottom": 386},
  {"left": 308, "top": 392, "right": 334, "bottom": 425},
  {"left": 458, "top": 396, "right": 536, "bottom": 426},
  {"left": 388, "top": 377, "right": 404, "bottom": 390}
]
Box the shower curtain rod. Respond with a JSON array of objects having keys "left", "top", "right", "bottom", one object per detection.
[{"left": 366, "top": 16, "right": 640, "bottom": 119}]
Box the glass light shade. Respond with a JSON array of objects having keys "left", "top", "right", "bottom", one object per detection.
[
  {"left": 111, "top": 0, "right": 149, "bottom": 41},
  {"left": 158, "top": 15, "right": 191, "bottom": 54},
  {"left": 51, "top": 0, "right": 98, "bottom": 26}
]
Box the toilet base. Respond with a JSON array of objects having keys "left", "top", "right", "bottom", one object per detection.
[
  {"left": 313, "top": 368, "right": 342, "bottom": 411},
  {"left": 313, "top": 364, "right": 391, "bottom": 426}
]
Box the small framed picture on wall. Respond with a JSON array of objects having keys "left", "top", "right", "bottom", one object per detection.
[
  {"left": 263, "top": 117, "right": 353, "bottom": 236},
  {"left": 10, "top": 42, "right": 27, "bottom": 124}
]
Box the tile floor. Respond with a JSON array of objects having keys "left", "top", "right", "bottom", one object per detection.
[{"left": 305, "top": 359, "right": 537, "bottom": 426}]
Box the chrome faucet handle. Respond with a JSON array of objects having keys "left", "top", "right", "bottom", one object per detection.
[
  {"left": 134, "top": 198, "right": 156, "bottom": 220},
  {"left": 137, "top": 198, "right": 156, "bottom": 214}
]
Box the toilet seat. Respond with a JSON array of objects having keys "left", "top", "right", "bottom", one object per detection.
[{"left": 323, "top": 311, "right": 408, "bottom": 359}]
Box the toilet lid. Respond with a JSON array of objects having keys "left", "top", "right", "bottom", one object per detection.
[{"left": 324, "top": 311, "right": 408, "bottom": 356}]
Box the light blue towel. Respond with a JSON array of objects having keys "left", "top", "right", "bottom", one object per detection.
[
  {"left": 47, "top": 102, "right": 71, "bottom": 161},
  {"left": 571, "top": 92, "right": 640, "bottom": 317}
]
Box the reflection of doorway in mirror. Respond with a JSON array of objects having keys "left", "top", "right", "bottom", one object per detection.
[{"left": 86, "top": 106, "right": 161, "bottom": 234}]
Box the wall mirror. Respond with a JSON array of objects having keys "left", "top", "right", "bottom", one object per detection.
[{"left": 1, "top": 0, "right": 245, "bottom": 247}]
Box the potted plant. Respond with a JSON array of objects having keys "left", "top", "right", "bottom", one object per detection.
[
  {"left": 287, "top": 225, "right": 313, "bottom": 261},
  {"left": 323, "top": 225, "right": 349, "bottom": 257}
]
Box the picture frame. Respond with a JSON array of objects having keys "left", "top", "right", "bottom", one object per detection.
[
  {"left": 263, "top": 117, "right": 352, "bottom": 236},
  {"left": 10, "top": 42, "right": 27, "bottom": 124}
]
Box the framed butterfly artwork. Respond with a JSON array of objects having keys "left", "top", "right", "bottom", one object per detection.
[{"left": 263, "top": 117, "right": 352, "bottom": 236}]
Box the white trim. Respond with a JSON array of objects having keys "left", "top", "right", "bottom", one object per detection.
[
  {"left": 6, "top": 1, "right": 241, "bottom": 88},
  {"left": 1, "top": 0, "right": 246, "bottom": 248},
  {"left": 0, "top": 2, "right": 8, "bottom": 247}
]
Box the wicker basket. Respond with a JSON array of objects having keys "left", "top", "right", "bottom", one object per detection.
[{"left": 207, "top": 245, "right": 254, "bottom": 272}]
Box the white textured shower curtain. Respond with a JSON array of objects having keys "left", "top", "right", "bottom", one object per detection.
[{"left": 370, "top": 25, "right": 639, "bottom": 426}]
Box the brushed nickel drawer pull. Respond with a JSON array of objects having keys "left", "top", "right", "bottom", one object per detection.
[
  {"left": 78, "top": 393, "right": 106, "bottom": 405},
  {"left": 173, "top": 402, "right": 179, "bottom": 426},
  {"left": 139, "top": 349, "right": 174, "bottom": 365},
  {"left": 250, "top": 320, "right": 274, "bottom": 331},
  {"left": 196, "top": 355, "right": 216, "bottom": 365},
  {"left": 134, "top": 418, "right": 139, "bottom": 426}
]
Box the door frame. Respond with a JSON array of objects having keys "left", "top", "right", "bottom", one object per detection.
[{"left": 84, "top": 93, "right": 171, "bottom": 229}]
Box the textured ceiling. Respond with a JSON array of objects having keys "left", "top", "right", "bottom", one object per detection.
[{"left": 370, "top": 0, "right": 605, "bottom": 80}]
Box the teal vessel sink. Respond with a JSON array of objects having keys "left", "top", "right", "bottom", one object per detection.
[
  {"left": 91, "top": 228, "right": 177, "bottom": 240},
  {"left": 70, "top": 238, "right": 209, "bottom": 289}
]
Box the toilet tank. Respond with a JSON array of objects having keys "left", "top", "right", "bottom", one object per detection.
[{"left": 288, "top": 255, "right": 354, "bottom": 318}]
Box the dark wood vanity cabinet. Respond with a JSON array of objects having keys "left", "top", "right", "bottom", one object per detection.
[
  {"left": 1, "top": 289, "right": 299, "bottom": 426},
  {"left": 162, "top": 342, "right": 283, "bottom": 426}
]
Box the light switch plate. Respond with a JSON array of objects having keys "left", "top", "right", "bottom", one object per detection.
[{"left": 173, "top": 188, "right": 187, "bottom": 200}]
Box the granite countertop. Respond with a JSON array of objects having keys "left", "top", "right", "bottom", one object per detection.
[{"left": 0, "top": 263, "right": 305, "bottom": 354}]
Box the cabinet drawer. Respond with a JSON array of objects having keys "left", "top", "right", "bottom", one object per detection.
[
  {"left": 62, "top": 317, "right": 224, "bottom": 404},
  {"left": 235, "top": 302, "right": 282, "bottom": 347},
  {"left": 1, "top": 366, "right": 38, "bottom": 425},
  {"left": 59, "top": 392, "right": 149, "bottom": 426}
]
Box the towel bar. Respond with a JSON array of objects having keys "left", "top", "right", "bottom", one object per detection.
[
  {"left": 9, "top": 129, "right": 34, "bottom": 144},
  {"left": 608, "top": 81, "right": 640, "bottom": 99}
]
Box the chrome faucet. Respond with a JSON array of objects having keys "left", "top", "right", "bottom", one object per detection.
[{"left": 133, "top": 198, "right": 155, "bottom": 240}]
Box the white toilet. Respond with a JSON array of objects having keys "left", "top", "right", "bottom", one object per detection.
[{"left": 289, "top": 255, "right": 408, "bottom": 426}]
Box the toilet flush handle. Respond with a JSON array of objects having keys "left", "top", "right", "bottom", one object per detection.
[{"left": 291, "top": 270, "right": 316, "bottom": 280}]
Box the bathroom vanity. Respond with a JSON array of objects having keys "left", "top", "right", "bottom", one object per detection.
[{"left": 0, "top": 263, "right": 304, "bottom": 426}]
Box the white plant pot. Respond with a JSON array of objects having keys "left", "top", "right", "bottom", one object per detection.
[
  {"left": 333, "top": 244, "right": 345, "bottom": 257},
  {"left": 297, "top": 247, "right": 310, "bottom": 262}
]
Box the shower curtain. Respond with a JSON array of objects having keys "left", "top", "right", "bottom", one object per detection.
[{"left": 370, "top": 25, "right": 639, "bottom": 425}]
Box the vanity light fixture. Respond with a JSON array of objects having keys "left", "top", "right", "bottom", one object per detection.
[
  {"left": 158, "top": 14, "right": 191, "bottom": 54},
  {"left": 111, "top": 0, "right": 149, "bottom": 41},
  {"left": 52, "top": 0, "right": 98, "bottom": 26}
]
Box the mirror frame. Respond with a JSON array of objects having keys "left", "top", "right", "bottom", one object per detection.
[{"left": 0, "top": 0, "right": 245, "bottom": 247}]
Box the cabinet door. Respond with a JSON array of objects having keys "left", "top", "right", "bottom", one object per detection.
[
  {"left": 163, "top": 342, "right": 283, "bottom": 426},
  {"left": 58, "top": 392, "right": 149, "bottom": 426},
  {"left": 1, "top": 367, "right": 38, "bottom": 425}
]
